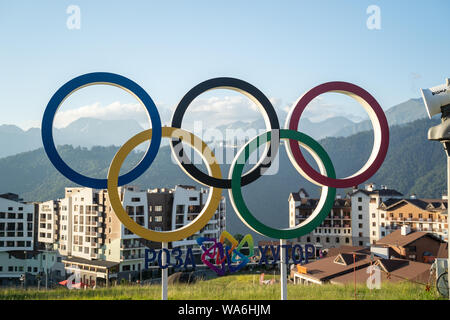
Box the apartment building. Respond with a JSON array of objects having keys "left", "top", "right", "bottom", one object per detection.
[
  {"left": 288, "top": 188, "right": 353, "bottom": 250},
  {"left": 0, "top": 193, "right": 34, "bottom": 252},
  {"left": 59, "top": 186, "right": 155, "bottom": 284},
  {"left": 0, "top": 193, "right": 66, "bottom": 285},
  {"left": 38, "top": 200, "right": 59, "bottom": 247},
  {"left": 350, "top": 183, "right": 403, "bottom": 246},
  {"left": 378, "top": 196, "right": 448, "bottom": 242},
  {"left": 172, "top": 185, "right": 226, "bottom": 250},
  {"left": 55, "top": 184, "right": 225, "bottom": 286}
]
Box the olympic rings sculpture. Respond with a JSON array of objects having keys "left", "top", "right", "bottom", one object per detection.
[{"left": 41, "top": 72, "right": 389, "bottom": 241}]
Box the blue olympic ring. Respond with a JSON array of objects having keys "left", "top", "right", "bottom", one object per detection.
[{"left": 41, "top": 72, "right": 162, "bottom": 189}]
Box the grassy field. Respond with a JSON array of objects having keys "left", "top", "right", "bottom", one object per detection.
[{"left": 0, "top": 274, "right": 444, "bottom": 300}]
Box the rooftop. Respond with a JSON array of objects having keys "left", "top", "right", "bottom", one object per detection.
[
  {"left": 62, "top": 256, "right": 119, "bottom": 269},
  {"left": 376, "top": 229, "right": 440, "bottom": 247}
]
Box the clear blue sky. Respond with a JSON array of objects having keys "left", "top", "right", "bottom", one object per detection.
[{"left": 0, "top": 0, "right": 449, "bottom": 129}]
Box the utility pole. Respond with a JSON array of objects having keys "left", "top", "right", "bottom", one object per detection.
[{"left": 45, "top": 244, "right": 48, "bottom": 290}]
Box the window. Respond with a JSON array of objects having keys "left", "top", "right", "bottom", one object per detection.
[
  {"left": 189, "top": 197, "right": 198, "bottom": 201},
  {"left": 326, "top": 237, "right": 330, "bottom": 243},
  {"left": 316, "top": 237, "right": 320, "bottom": 243},
  {"left": 359, "top": 241, "right": 363, "bottom": 246},
  {"left": 131, "top": 197, "right": 141, "bottom": 202},
  {"left": 154, "top": 206, "right": 163, "bottom": 212},
  {"left": 372, "top": 231, "right": 376, "bottom": 236},
  {"left": 358, "top": 215, "right": 363, "bottom": 219},
  {"left": 155, "top": 216, "right": 163, "bottom": 222},
  {"left": 372, "top": 213, "right": 376, "bottom": 218},
  {"left": 358, "top": 206, "right": 362, "bottom": 211},
  {"left": 358, "top": 197, "right": 362, "bottom": 202},
  {"left": 381, "top": 231, "right": 385, "bottom": 236},
  {"left": 136, "top": 206, "right": 144, "bottom": 215},
  {"left": 372, "top": 222, "right": 376, "bottom": 227},
  {"left": 359, "top": 223, "right": 363, "bottom": 228}
]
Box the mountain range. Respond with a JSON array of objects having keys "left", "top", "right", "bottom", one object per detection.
[
  {"left": 0, "top": 116, "right": 445, "bottom": 241},
  {"left": 0, "top": 118, "right": 146, "bottom": 158},
  {"left": 0, "top": 98, "right": 428, "bottom": 158},
  {"left": 217, "top": 98, "right": 428, "bottom": 141}
]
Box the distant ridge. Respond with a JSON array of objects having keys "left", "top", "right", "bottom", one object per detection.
[{"left": 0, "top": 117, "right": 445, "bottom": 239}]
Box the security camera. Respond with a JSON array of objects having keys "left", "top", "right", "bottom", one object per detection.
[
  {"left": 421, "top": 79, "right": 450, "bottom": 143},
  {"left": 421, "top": 78, "right": 450, "bottom": 118}
]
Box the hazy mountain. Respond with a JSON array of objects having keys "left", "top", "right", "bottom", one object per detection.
[
  {"left": 0, "top": 97, "right": 429, "bottom": 158},
  {"left": 217, "top": 116, "right": 356, "bottom": 141},
  {"left": 0, "top": 125, "right": 42, "bottom": 158},
  {"left": 53, "top": 118, "right": 146, "bottom": 149},
  {"left": 0, "top": 117, "right": 445, "bottom": 241},
  {"left": 0, "top": 118, "right": 146, "bottom": 158},
  {"left": 335, "top": 98, "right": 427, "bottom": 136}
]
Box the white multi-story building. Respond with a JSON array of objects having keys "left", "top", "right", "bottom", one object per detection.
[
  {"left": 171, "top": 185, "right": 226, "bottom": 250},
  {"left": 289, "top": 188, "right": 352, "bottom": 250},
  {"left": 0, "top": 193, "right": 66, "bottom": 286},
  {"left": 38, "top": 200, "right": 59, "bottom": 246},
  {"left": 0, "top": 193, "right": 34, "bottom": 252},
  {"left": 350, "top": 183, "right": 403, "bottom": 246}
]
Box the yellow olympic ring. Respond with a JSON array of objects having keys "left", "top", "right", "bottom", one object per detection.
[{"left": 107, "top": 127, "right": 223, "bottom": 242}]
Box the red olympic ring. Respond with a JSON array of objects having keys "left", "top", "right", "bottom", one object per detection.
[{"left": 285, "top": 81, "right": 389, "bottom": 188}]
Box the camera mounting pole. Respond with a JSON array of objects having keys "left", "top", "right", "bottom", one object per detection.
[
  {"left": 435, "top": 104, "right": 450, "bottom": 299},
  {"left": 422, "top": 79, "right": 450, "bottom": 298}
]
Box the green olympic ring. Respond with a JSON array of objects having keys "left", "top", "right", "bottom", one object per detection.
[{"left": 229, "top": 129, "right": 336, "bottom": 239}]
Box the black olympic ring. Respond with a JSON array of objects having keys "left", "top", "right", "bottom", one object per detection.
[{"left": 170, "top": 77, "right": 280, "bottom": 189}]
